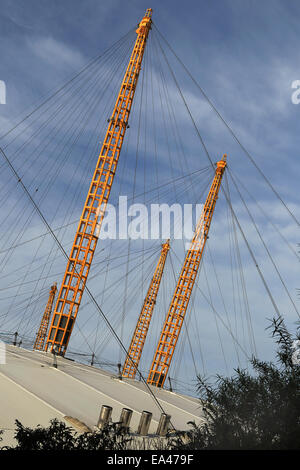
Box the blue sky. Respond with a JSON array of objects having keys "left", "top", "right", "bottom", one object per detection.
[
  {"left": 0, "top": 0, "right": 299, "bottom": 395},
  {"left": 1, "top": 0, "right": 300, "bottom": 191}
]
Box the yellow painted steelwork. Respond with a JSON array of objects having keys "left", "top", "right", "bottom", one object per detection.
[
  {"left": 45, "top": 9, "right": 152, "bottom": 355},
  {"left": 33, "top": 283, "right": 57, "bottom": 351},
  {"left": 147, "top": 155, "right": 227, "bottom": 388},
  {"left": 122, "top": 240, "right": 170, "bottom": 379}
]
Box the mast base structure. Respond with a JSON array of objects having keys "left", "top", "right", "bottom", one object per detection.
[
  {"left": 44, "top": 9, "right": 153, "bottom": 356},
  {"left": 147, "top": 155, "right": 227, "bottom": 388}
]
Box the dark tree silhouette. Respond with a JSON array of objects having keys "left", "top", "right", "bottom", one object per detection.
[
  {"left": 172, "top": 316, "right": 300, "bottom": 450},
  {"left": 1, "top": 317, "right": 299, "bottom": 451},
  {"left": 1, "top": 420, "right": 131, "bottom": 451}
]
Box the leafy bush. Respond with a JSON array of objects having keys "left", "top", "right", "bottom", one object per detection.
[
  {"left": 171, "top": 317, "right": 300, "bottom": 450},
  {"left": 1, "top": 317, "right": 299, "bottom": 450},
  {"left": 1, "top": 420, "right": 131, "bottom": 451}
]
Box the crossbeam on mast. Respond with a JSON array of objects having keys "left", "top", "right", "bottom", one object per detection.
[
  {"left": 33, "top": 283, "right": 57, "bottom": 351},
  {"left": 122, "top": 240, "right": 170, "bottom": 379},
  {"left": 147, "top": 155, "right": 227, "bottom": 388},
  {"left": 45, "top": 9, "right": 153, "bottom": 355}
]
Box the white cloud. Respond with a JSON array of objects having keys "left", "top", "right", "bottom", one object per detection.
[{"left": 28, "top": 36, "right": 85, "bottom": 71}]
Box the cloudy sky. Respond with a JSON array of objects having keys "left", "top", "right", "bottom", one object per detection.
[{"left": 0, "top": 0, "right": 299, "bottom": 396}]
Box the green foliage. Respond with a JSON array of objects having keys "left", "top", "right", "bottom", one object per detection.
[
  {"left": 2, "top": 420, "right": 131, "bottom": 451},
  {"left": 171, "top": 316, "right": 300, "bottom": 450},
  {"left": 1, "top": 317, "right": 299, "bottom": 450}
]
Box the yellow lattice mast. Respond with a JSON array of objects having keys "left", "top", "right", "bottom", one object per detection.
[
  {"left": 45, "top": 9, "right": 153, "bottom": 355},
  {"left": 33, "top": 283, "right": 57, "bottom": 351},
  {"left": 122, "top": 240, "right": 170, "bottom": 379},
  {"left": 147, "top": 155, "right": 227, "bottom": 388}
]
